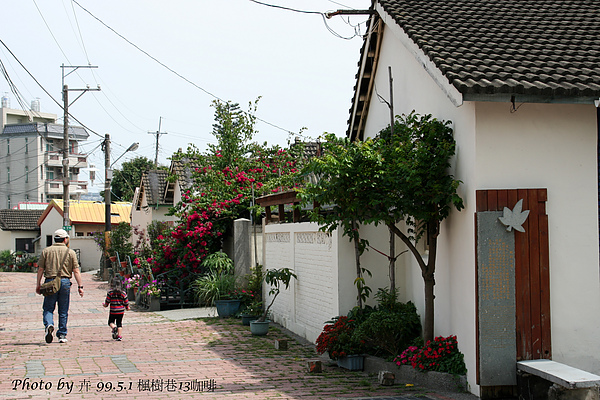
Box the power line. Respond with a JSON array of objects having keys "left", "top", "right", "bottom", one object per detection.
[
  {"left": 70, "top": 0, "right": 299, "bottom": 136},
  {"left": 0, "top": 38, "right": 104, "bottom": 139},
  {"left": 248, "top": 0, "right": 323, "bottom": 15}
]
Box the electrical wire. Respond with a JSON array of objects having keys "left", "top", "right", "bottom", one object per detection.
[
  {"left": 248, "top": 0, "right": 323, "bottom": 14},
  {"left": 0, "top": 38, "right": 103, "bottom": 139},
  {"left": 71, "top": 0, "right": 299, "bottom": 136}
]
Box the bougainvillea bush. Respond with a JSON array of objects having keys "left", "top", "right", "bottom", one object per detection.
[
  {"left": 394, "top": 335, "right": 467, "bottom": 375},
  {"left": 146, "top": 99, "right": 306, "bottom": 293}
]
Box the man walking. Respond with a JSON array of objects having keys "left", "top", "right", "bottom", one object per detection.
[{"left": 35, "top": 229, "right": 84, "bottom": 343}]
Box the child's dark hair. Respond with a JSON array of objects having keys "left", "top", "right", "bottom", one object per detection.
[{"left": 110, "top": 277, "right": 123, "bottom": 292}]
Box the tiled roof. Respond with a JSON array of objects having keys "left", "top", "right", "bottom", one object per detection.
[
  {"left": 170, "top": 158, "right": 196, "bottom": 191},
  {"left": 141, "top": 170, "right": 170, "bottom": 206},
  {"left": 0, "top": 209, "right": 43, "bottom": 231},
  {"left": 377, "top": 0, "right": 600, "bottom": 99}
]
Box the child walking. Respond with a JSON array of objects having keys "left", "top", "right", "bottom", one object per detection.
[{"left": 103, "top": 277, "right": 129, "bottom": 341}]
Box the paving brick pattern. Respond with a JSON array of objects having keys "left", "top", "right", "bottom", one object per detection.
[{"left": 0, "top": 271, "right": 471, "bottom": 399}]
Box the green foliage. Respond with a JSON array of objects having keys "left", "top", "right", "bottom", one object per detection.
[
  {"left": 0, "top": 250, "right": 15, "bottom": 266},
  {"left": 193, "top": 273, "right": 237, "bottom": 306},
  {"left": 354, "top": 267, "right": 372, "bottom": 305},
  {"left": 299, "top": 133, "right": 378, "bottom": 249},
  {"left": 111, "top": 156, "right": 159, "bottom": 202},
  {"left": 300, "top": 112, "right": 464, "bottom": 341},
  {"left": 257, "top": 268, "right": 297, "bottom": 322},
  {"left": 94, "top": 222, "right": 134, "bottom": 259},
  {"left": 353, "top": 301, "right": 421, "bottom": 358},
  {"left": 375, "top": 112, "right": 464, "bottom": 240},
  {"left": 317, "top": 290, "right": 422, "bottom": 360},
  {"left": 246, "top": 264, "right": 264, "bottom": 302},
  {"left": 201, "top": 251, "right": 234, "bottom": 275}
]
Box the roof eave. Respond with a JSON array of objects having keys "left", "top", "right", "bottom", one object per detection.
[{"left": 463, "top": 92, "right": 600, "bottom": 105}]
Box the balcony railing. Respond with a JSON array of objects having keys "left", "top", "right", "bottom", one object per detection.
[
  {"left": 45, "top": 152, "right": 88, "bottom": 169},
  {"left": 45, "top": 180, "right": 88, "bottom": 196}
]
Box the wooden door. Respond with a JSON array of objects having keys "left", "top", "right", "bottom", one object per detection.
[{"left": 476, "top": 189, "right": 551, "bottom": 392}]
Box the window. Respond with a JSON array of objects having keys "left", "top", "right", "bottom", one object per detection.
[
  {"left": 46, "top": 235, "right": 52, "bottom": 247},
  {"left": 7, "top": 167, "right": 10, "bottom": 183},
  {"left": 7, "top": 196, "right": 10, "bottom": 209},
  {"left": 47, "top": 169, "right": 54, "bottom": 180},
  {"left": 70, "top": 141, "right": 76, "bottom": 154},
  {"left": 7, "top": 139, "right": 9, "bottom": 155},
  {"left": 16, "top": 238, "right": 34, "bottom": 253},
  {"left": 46, "top": 140, "right": 53, "bottom": 152},
  {"left": 76, "top": 232, "right": 84, "bottom": 237},
  {"left": 25, "top": 137, "right": 28, "bottom": 154},
  {"left": 25, "top": 195, "right": 29, "bottom": 201},
  {"left": 25, "top": 166, "right": 29, "bottom": 183},
  {"left": 41, "top": 168, "right": 43, "bottom": 180}
]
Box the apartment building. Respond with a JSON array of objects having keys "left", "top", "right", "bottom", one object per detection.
[{"left": 0, "top": 98, "right": 89, "bottom": 208}]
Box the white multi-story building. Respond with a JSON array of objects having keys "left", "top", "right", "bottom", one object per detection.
[{"left": 0, "top": 97, "right": 89, "bottom": 208}]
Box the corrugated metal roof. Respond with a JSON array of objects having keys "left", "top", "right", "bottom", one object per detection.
[{"left": 43, "top": 200, "right": 131, "bottom": 225}]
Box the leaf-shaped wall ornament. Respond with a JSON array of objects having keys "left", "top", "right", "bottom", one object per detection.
[{"left": 498, "top": 199, "right": 530, "bottom": 232}]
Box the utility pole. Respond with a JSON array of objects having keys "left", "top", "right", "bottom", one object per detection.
[
  {"left": 60, "top": 64, "right": 99, "bottom": 232},
  {"left": 103, "top": 134, "right": 112, "bottom": 277},
  {"left": 148, "top": 117, "right": 167, "bottom": 166}
]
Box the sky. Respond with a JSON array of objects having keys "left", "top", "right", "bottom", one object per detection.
[{"left": 1, "top": 0, "right": 371, "bottom": 193}]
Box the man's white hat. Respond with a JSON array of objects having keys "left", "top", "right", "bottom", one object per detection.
[{"left": 54, "top": 229, "right": 69, "bottom": 239}]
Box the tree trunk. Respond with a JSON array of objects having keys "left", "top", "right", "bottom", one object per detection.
[
  {"left": 422, "top": 221, "right": 439, "bottom": 343},
  {"left": 423, "top": 274, "right": 435, "bottom": 342},
  {"left": 389, "top": 227, "right": 395, "bottom": 291},
  {"left": 352, "top": 220, "right": 362, "bottom": 309}
]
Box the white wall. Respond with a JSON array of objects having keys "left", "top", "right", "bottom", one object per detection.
[
  {"left": 475, "top": 102, "right": 600, "bottom": 374},
  {"left": 69, "top": 237, "right": 102, "bottom": 272},
  {"left": 263, "top": 222, "right": 341, "bottom": 343}
]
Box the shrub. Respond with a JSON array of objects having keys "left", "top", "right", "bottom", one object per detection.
[
  {"left": 395, "top": 335, "right": 467, "bottom": 375},
  {"left": 353, "top": 301, "right": 421, "bottom": 358}
]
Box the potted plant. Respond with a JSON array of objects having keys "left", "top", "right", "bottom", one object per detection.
[
  {"left": 193, "top": 252, "right": 240, "bottom": 317},
  {"left": 250, "top": 268, "right": 297, "bottom": 336},
  {"left": 316, "top": 315, "right": 365, "bottom": 370},
  {"left": 123, "top": 274, "right": 142, "bottom": 301},
  {"left": 241, "top": 300, "right": 262, "bottom": 326},
  {"left": 140, "top": 280, "right": 162, "bottom": 311}
]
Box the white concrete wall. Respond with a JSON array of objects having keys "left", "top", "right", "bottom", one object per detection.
[
  {"left": 69, "top": 237, "right": 102, "bottom": 272},
  {"left": 263, "top": 222, "right": 341, "bottom": 343},
  {"left": 475, "top": 102, "right": 600, "bottom": 374}
]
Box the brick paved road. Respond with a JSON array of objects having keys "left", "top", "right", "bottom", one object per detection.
[{"left": 0, "top": 271, "right": 474, "bottom": 400}]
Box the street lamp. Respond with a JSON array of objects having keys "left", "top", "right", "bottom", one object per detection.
[{"left": 110, "top": 142, "right": 139, "bottom": 168}]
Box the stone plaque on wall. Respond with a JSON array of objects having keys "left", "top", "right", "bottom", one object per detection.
[{"left": 477, "top": 211, "right": 517, "bottom": 386}]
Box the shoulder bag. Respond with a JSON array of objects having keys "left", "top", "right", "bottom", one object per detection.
[{"left": 40, "top": 249, "right": 70, "bottom": 296}]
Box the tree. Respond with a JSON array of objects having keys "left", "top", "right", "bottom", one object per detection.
[
  {"left": 371, "top": 112, "right": 463, "bottom": 342},
  {"left": 300, "top": 112, "right": 463, "bottom": 342},
  {"left": 299, "top": 134, "right": 384, "bottom": 308},
  {"left": 111, "top": 156, "right": 157, "bottom": 201},
  {"left": 151, "top": 99, "right": 304, "bottom": 280}
]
